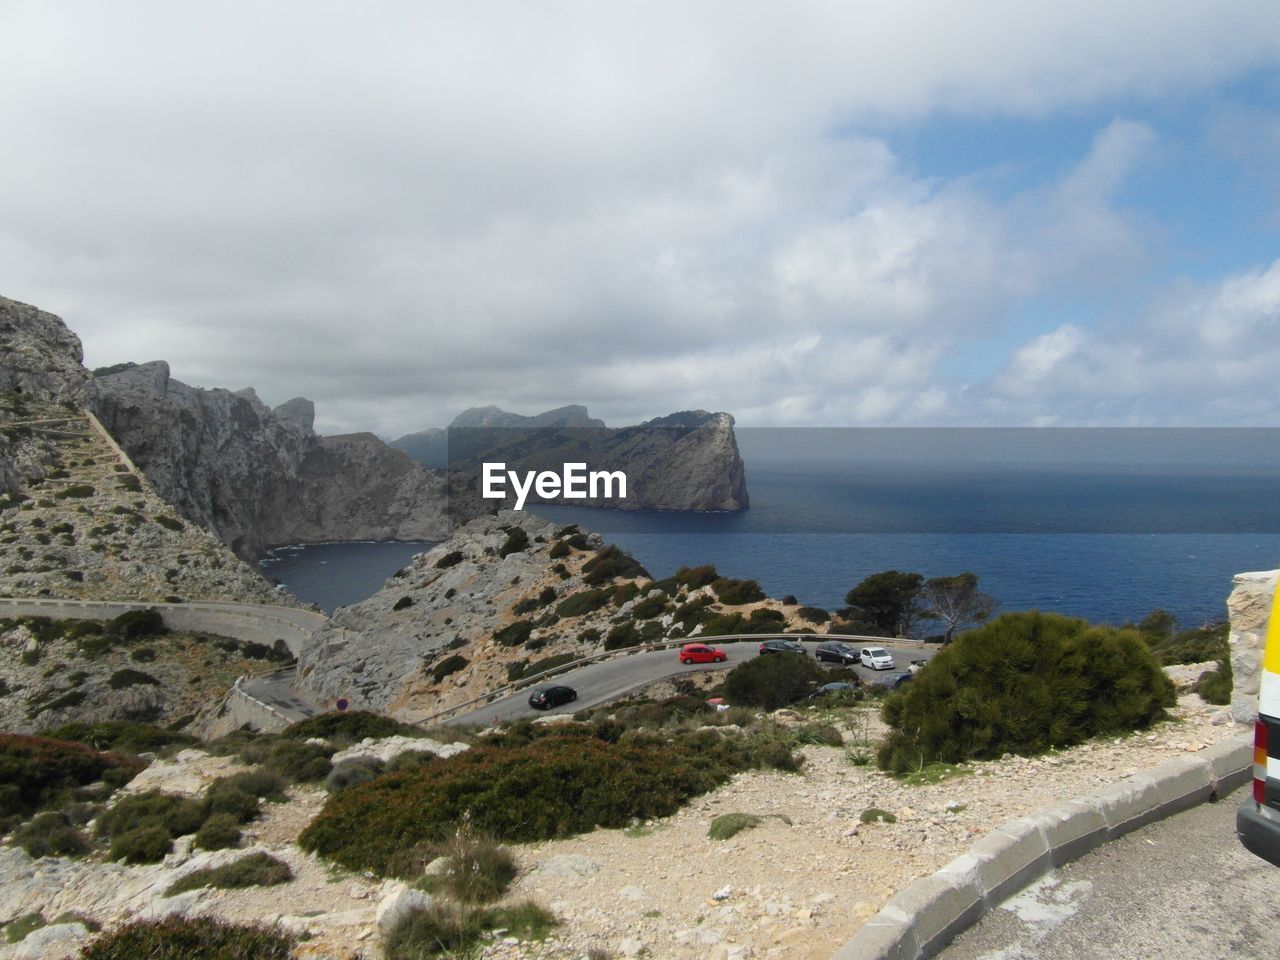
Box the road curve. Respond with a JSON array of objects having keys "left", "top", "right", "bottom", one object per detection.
[
  {"left": 445, "top": 639, "right": 932, "bottom": 727},
  {"left": 937, "top": 785, "right": 1277, "bottom": 960}
]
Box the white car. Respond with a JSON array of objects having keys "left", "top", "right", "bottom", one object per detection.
[{"left": 859, "top": 646, "right": 895, "bottom": 670}]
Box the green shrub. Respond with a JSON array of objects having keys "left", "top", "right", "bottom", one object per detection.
[
  {"left": 107, "top": 608, "right": 166, "bottom": 640},
  {"left": 498, "top": 527, "right": 530, "bottom": 557},
  {"left": 631, "top": 594, "right": 668, "bottom": 619},
  {"left": 261, "top": 740, "right": 332, "bottom": 783},
  {"left": 548, "top": 540, "right": 571, "bottom": 559},
  {"left": 1142, "top": 620, "right": 1228, "bottom": 665},
  {"left": 108, "top": 668, "right": 161, "bottom": 690},
  {"left": 713, "top": 577, "right": 766, "bottom": 605},
  {"left": 392, "top": 596, "right": 414, "bottom": 611},
  {"left": 723, "top": 653, "right": 822, "bottom": 709},
  {"left": 860, "top": 807, "right": 896, "bottom": 824},
  {"left": 299, "top": 729, "right": 799, "bottom": 873},
  {"left": 435, "top": 827, "right": 518, "bottom": 903},
  {"left": 493, "top": 620, "right": 534, "bottom": 647},
  {"left": 1194, "top": 655, "right": 1232, "bottom": 705},
  {"left": 0, "top": 734, "right": 143, "bottom": 818},
  {"left": 386, "top": 901, "right": 556, "bottom": 959},
  {"left": 325, "top": 757, "right": 386, "bottom": 794},
  {"left": 603, "top": 621, "right": 641, "bottom": 650},
  {"left": 555, "top": 589, "right": 611, "bottom": 618},
  {"left": 154, "top": 515, "right": 184, "bottom": 531},
  {"left": 708, "top": 812, "right": 761, "bottom": 840},
  {"left": 435, "top": 550, "right": 464, "bottom": 569},
  {"left": 877, "top": 612, "right": 1177, "bottom": 774},
  {"left": 194, "top": 813, "right": 241, "bottom": 851},
  {"left": 116, "top": 475, "right": 142, "bottom": 493},
  {"left": 432, "top": 654, "right": 469, "bottom": 682},
  {"left": 109, "top": 825, "right": 173, "bottom": 863},
  {"left": 13, "top": 810, "right": 89, "bottom": 858},
  {"left": 749, "top": 607, "right": 785, "bottom": 623},
  {"left": 165, "top": 852, "right": 293, "bottom": 896},
  {"left": 80, "top": 917, "right": 293, "bottom": 960},
  {"left": 675, "top": 565, "right": 719, "bottom": 589},
  {"left": 792, "top": 722, "right": 844, "bottom": 746},
  {"left": 208, "top": 769, "right": 289, "bottom": 803},
  {"left": 281, "top": 710, "right": 424, "bottom": 742},
  {"left": 582, "top": 546, "right": 648, "bottom": 585},
  {"left": 525, "top": 653, "right": 577, "bottom": 677},
  {"left": 55, "top": 484, "right": 95, "bottom": 499}
]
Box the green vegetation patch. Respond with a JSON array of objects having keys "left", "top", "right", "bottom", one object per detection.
[
  {"left": 0, "top": 733, "right": 143, "bottom": 818},
  {"left": 281, "top": 710, "right": 425, "bottom": 742},
  {"left": 878, "top": 611, "right": 1176, "bottom": 774},
  {"left": 581, "top": 545, "right": 648, "bottom": 585},
  {"left": 708, "top": 812, "right": 761, "bottom": 840},
  {"left": 386, "top": 901, "right": 556, "bottom": 960},
  {"left": 299, "top": 727, "right": 801, "bottom": 874},
  {"left": 164, "top": 852, "right": 293, "bottom": 896},
  {"left": 80, "top": 917, "right": 294, "bottom": 960},
  {"left": 723, "top": 653, "right": 823, "bottom": 709},
  {"left": 555, "top": 588, "right": 611, "bottom": 618}
]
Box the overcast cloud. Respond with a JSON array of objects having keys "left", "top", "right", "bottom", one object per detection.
[{"left": 3, "top": 1, "right": 1280, "bottom": 434}]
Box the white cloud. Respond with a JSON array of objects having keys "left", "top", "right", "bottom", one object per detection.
[{"left": 0, "top": 3, "right": 1278, "bottom": 432}]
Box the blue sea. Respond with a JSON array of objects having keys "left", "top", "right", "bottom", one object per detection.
[{"left": 261, "top": 431, "right": 1280, "bottom": 626}]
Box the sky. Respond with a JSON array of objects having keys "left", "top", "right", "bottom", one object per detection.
[{"left": 3, "top": 1, "right": 1280, "bottom": 436}]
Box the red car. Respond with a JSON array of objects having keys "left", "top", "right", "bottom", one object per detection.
[{"left": 679, "top": 643, "right": 727, "bottom": 665}]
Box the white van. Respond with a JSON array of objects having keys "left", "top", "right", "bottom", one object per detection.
[{"left": 1238, "top": 579, "right": 1280, "bottom": 866}]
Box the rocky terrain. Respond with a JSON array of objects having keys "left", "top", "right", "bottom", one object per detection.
[
  {"left": 92, "top": 362, "right": 459, "bottom": 559},
  {"left": 393, "top": 404, "right": 750, "bottom": 512},
  {"left": 296, "top": 510, "right": 812, "bottom": 717},
  {"left": 0, "top": 689, "right": 1238, "bottom": 960},
  {"left": 0, "top": 614, "right": 291, "bottom": 734}
]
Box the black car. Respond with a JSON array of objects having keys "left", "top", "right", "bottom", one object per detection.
[
  {"left": 815, "top": 641, "right": 859, "bottom": 665},
  {"left": 759, "top": 639, "right": 807, "bottom": 655},
  {"left": 528, "top": 685, "right": 577, "bottom": 710}
]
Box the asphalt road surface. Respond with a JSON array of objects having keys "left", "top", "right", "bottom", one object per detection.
[
  {"left": 240, "top": 669, "right": 321, "bottom": 722},
  {"left": 937, "top": 785, "right": 1279, "bottom": 960},
  {"left": 446, "top": 638, "right": 931, "bottom": 727}
]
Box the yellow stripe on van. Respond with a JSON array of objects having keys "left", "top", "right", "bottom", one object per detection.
[{"left": 1265, "top": 578, "right": 1280, "bottom": 677}]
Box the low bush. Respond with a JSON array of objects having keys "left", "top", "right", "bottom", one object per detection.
[
  {"left": 0, "top": 734, "right": 143, "bottom": 818},
  {"left": 792, "top": 722, "right": 844, "bottom": 746},
  {"left": 80, "top": 917, "right": 294, "bottom": 960},
  {"left": 630, "top": 594, "right": 668, "bottom": 620},
  {"left": 548, "top": 540, "right": 571, "bottom": 559},
  {"left": 749, "top": 607, "right": 785, "bottom": 623},
  {"left": 299, "top": 728, "right": 800, "bottom": 873},
  {"left": 55, "top": 484, "right": 95, "bottom": 499},
  {"left": 154, "top": 515, "right": 184, "bottom": 531},
  {"left": 723, "top": 653, "right": 822, "bottom": 709},
  {"left": 675, "top": 565, "right": 719, "bottom": 589},
  {"left": 392, "top": 596, "right": 414, "bottom": 611},
  {"left": 194, "top": 813, "right": 241, "bottom": 850},
  {"left": 712, "top": 577, "right": 766, "bottom": 605},
  {"left": 325, "top": 757, "right": 386, "bottom": 794},
  {"left": 581, "top": 546, "right": 648, "bottom": 585},
  {"left": 107, "top": 668, "right": 161, "bottom": 690},
  {"left": 109, "top": 825, "right": 173, "bottom": 863},
  {"left": 708, "top": 812, "right": 761, "bottom": 840},
  {"left": 493, "top": 620, "right": 534, "bottom": 647},
  {"left": 3, "top": 912, "right": 46, "bottom": 944},
  {"left": 877, "top": 612, "right": 1176, "bottom": 774},
  {"left": 386, "top": 901, "right": 556, "bottom": 959},
  {"left": 282, "top": 710, "right": 424, "bottom": 742},
  {"left": 107, "top": 608, "right": 166, "bottom": 641},
  {"left": 164, "top": 852, "right": 293, "bottom": 896},
  {"left": 433, "top": 825, "right": 518, "bottom": 903},
  {"left": 13, "top": 810, "right": 89, "bottom": 858},
  {"left": 435, "top": 550, "right": 464, "bottom": 569},
  {"left": 498, "top": 527, "right": 530, "bottom": 557},
  {"left": 555, "top": 589, "right": 611, "bottom": 618},
  {"left": 525, "top": 653, "right": 577, "bottom": 678},
  {"left": 432, "top": 654, "right": 469, "bottom": 682},
  {"left": 1194, "top": 655, "right": 1232, "bottom": 705},
  {"left": 860, "top": 807, "right": 896, "bottom": 824},
  {"left": 261, "top": 740, "right": 333, "bottom": 783},
  {"left": 603, "top": 622, "right": 641, "bottom": 650}
]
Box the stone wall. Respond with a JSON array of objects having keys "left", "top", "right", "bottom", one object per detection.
[{"left": 1228, "top": 569, "right": 1278, "bottom": 723}]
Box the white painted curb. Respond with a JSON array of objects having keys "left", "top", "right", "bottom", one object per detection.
[{"left": 831, "top": 736, "right": 1252, "bottom": 960}]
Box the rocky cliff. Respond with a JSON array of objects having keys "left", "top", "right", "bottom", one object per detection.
[
  {"left": 92, "top": 362, "right": 456, "bottom": 558},
  {"left": 393, "top": 405, "right": 750, "bottom": 512}
]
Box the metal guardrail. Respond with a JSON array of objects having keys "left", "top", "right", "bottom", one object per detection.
[{"left": 419, "top": 631, "right": 930, "bottom": 726}]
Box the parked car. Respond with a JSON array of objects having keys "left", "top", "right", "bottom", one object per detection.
[
  {"left": 815, "top": 641, "right": 860, "bottom": 665},
  {"left": 679, "top": 643, "right": 727, "bottom": 664},
  {"left": 859, "top": 646, "right": 896, "bottom": 670},
  {"left": 908, "top": 658, "right": 929, "bottom": 674},
  {"left": 528, "top": 685, "right": 577, "bottom": 710},
  {"left": 865, "top": 670, "right": 912, "bottom": 690},
  {"left": 759, "top": 639, "right": 807, "bottom": 655}
]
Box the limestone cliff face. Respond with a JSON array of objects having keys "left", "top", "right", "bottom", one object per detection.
[
  {"left": 91, "top": 362, "right": 455, "bottom": 559},
  {"left": 394, "top": 406, "right": 750, "bottom": 512},
  {"left": 0, "top": 296, "right": 91, "bottom": 405}
]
